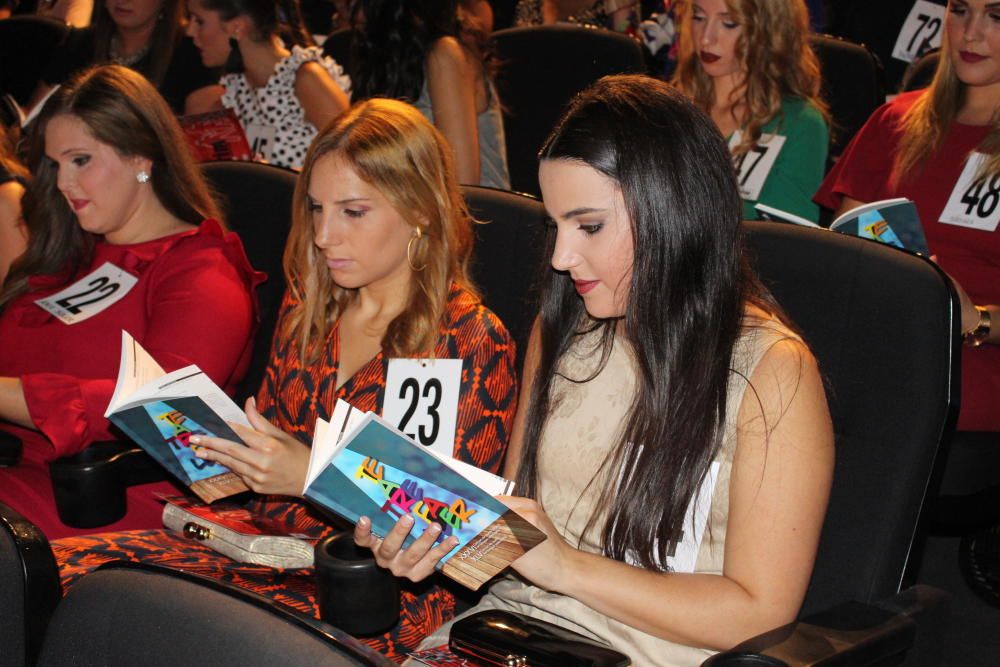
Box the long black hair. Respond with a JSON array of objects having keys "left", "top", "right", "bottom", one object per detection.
[
  {"left": 202, "top": 0, "right": 315, "bottom": 48},
  {"left": 349, "top": 0, "right": 490, "bottom": 103},
  {"left": 517, "top": 74, "right": 771, "bottom": 570}
]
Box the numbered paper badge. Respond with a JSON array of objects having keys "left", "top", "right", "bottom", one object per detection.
[
  {"left": 729, "top": 131, "right": 786, "bottom": 201},
  {"left": 244, "top": 122, "right": 276, "bottom": 162},
  {"left": 939, "top": 153, "right": 1000, "bottom": 232},
  {"left": 34, "top": 261, "right": 138, "bottom": 324},
  {"left": 383, "top": 358, "right": 462, "bottom": 459},
  {"left": 892, "top": 0, "right": 945, "bottom": 63}
]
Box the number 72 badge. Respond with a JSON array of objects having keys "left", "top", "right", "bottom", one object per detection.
[
  {"left": 382, "top": 358, "right": 462, "bottom": 460},
  {"left": 34, "top": 261, "right": 138, "bottom": 324}
]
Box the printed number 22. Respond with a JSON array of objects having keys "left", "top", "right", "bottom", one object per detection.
[
  {"left": 397, "top": 378, "right": 442, "bottom": 446},
  {"left": 55, "top": 276, "right": 120, "bottom": 315}
]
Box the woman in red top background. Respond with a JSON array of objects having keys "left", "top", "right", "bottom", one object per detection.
[
  {"left": 0, "top": 65, "right": 261, "bottom": 538},
  {"left": 815, "top": 0, "right": 1000, "bottom": 431}
]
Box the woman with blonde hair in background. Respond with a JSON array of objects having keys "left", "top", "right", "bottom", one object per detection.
[{"left": 674, "top": 0, "right": 829, "bottom": 222}]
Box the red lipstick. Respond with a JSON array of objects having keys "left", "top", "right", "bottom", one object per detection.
[
  {"left": 700, "top": 52, "right": 721, "bottom": 64},
  {"left": 69, "top": 199, "right": 88, "bottom": 211},
  {"left": 574, "top": 279, "right": 599, "bottom": 295},
  {"left": 960, "top": 51, "right": 988, "bottom": 64}
]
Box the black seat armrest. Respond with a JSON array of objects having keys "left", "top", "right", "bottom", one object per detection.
[
  {"left": 0, "top": 501, "right": 62, "bottom": 667},
  {"left": 701, "top": 585, "right": 949, "bottom": 666},
  {"left": 0, "top": 430, "right": 22, "bottom": 467},
  {"left": 48, "top": 440, "right": 166, "bottom": 529}
]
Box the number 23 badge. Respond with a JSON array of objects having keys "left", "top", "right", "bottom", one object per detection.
[
  {"left": 34, "top": 261, "right": 138, "bottom": 324},
  {"left": 382, "top": 358, "right": 462, "bottom": 459}
]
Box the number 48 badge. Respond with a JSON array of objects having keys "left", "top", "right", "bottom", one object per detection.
[
  {"left": 382, "top": 358, "right": 462, "bottom": 459},
  {"left": 940, "top": 152, "right": 1000, "bottom": 232}
]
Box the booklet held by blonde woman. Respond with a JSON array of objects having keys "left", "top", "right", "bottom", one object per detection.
[
  {"left": 755, "top": 198, "right": 930, "bottom": 255},
  {"left": 303, "top": 399, "right": 546, "bottom": 590},
  {"left": 104, "top": 331, "right": 251, "bottom": 503}
]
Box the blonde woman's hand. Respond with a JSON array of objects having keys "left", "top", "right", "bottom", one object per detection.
[
  {"left": 190, "top": 396, "right": 310, "bottom": 496},
  {"left": 353, "top": 514, "right": 459, "bottom": 582}
]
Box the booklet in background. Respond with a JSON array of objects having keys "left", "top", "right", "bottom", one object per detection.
[
  {"left": 178, "top": 109, "right": 252, "bottom": 162},
  {"left": 755, "top": 198, "right": 930, "bottom": 255},
  {"left": 304, "top": 399, "right": 546, "bottom": 590},
  {"left": 104, "top": 331, "right": 250, "bottom": 503}
]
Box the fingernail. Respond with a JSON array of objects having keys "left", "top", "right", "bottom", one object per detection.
[
  {"left": 428, "top": 523, "right": 441, "bottom": 534},
  {"left": 190, "top": 436, "right": 202, "bottom": 445},
  {"left": 400, "top": 514, "right": 414, "bottom": 526},
  {"left": 358, "top": 516, "right": 369, "bottom": 528}
]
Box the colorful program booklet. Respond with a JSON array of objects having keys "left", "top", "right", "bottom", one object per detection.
[
  {"left": 104, "top": 331, "right": 250, "bottom": 503},
  {"left": 303, "top": 399, "right": 546, "bottom": 590},
  {"left": 755, "top": 198, "right": 930, "bottom": 255}
]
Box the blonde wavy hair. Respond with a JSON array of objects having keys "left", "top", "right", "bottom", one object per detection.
[
  {"left": 895, "top": 29, "right": 1000, "bottom": 185},
  {"left": 672, "top": 0, "right": 828, "bottom": 157},
  {"left": 283, "top": 98, "right": 477, "bottom": 363}
]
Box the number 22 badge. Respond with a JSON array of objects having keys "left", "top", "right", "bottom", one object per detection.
[
  {"left": 382, "top": 358, "right": 462, "bottom": 459},
  {"left": 939, "top": 152, "right": 1000, "bottom": 232},
  {"left": 34, "top": 261, "right": 138, "bottom": 324}
]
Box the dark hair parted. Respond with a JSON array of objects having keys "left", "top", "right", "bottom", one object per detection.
[
  {"left": 201, "top": 0, "right": 314, "bottom": 47},
  {"left": 0, "top": 65, "right": 219, "bottom": 311},
  {"left": 349, "top": 0, "right": 492, "bottom": 103},
  {"left": 517, "top": 74, "right": 771, "bottom": 570}
]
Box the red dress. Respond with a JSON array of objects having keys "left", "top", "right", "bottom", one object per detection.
[
  {"left": 52, "top": 284, "right": 518, "bottom": 662},
  {"left": 0, "top": 220, "right": 263, "bottom": 537},
  {"left": 815, "top": 91, "right": 1000, "bottom": 432}
]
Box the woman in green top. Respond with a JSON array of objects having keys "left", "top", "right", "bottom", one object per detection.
[{"left": 673, "top": 0, "right": 829, "bottom": 222}]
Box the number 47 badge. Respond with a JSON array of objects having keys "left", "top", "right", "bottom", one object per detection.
[
  {"left": 382, "top": 358, "right": 463, "bottom": 460},
  {"left": 34, "top": 262, "right": 139, "bottom": 325}
]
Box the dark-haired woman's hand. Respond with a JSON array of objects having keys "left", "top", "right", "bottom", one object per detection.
[
  {"left": 353, "top": 514, "right": 459, "bottom": 582},
  {"left": 189, "top": 396, "right": 311, "bottom": 497},
  {"left": 499, "top": 496, "right": 575, "bottom": 593}
]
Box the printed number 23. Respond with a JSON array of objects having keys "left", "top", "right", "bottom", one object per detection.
[
  {"left": 397, "top": 378, "right": 442, "bottom": 446},
  {"left": 55, "top": 276, "right": 120, "bottom": 315}
]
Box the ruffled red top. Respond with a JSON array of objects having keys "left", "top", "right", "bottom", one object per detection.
[{"left": 0, "top": 219, "right": 265, "bottom": 458}]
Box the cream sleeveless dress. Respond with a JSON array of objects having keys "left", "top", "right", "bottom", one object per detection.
[{"left": 416, "top": 314, "right": 800, "bottom": 666}]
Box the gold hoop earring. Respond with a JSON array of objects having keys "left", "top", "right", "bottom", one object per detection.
[{"left": 407, "top": 228, "right": 426, "bottom": 272}]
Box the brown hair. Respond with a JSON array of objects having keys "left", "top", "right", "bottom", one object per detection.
[
  {"left": 92, "top": 0, "right": 182, "bottom": 87},
  {"left": 895, "top": 30, "right": 1000, "bottom": 184},
  {"left": 283, "top": 97, "right": 477, "bottom": 362},
  {"left": 0, "top": 65, "right": 220, "bottom": 310},
  {"left": 673, "top": 0, "right": 828, "bottom": 157}
]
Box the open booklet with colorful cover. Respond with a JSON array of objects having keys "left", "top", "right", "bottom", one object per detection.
[
  {"left": 755, "top": 198, "right": 930, "bottom": 255},
  {"left": 304, "top": 399, "right": 547, "bottom": 590},
  {"left": 104, "top": 331, "right": 251, "bottom": 503}
]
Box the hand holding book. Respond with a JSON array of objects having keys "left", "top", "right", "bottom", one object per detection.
[{"left": 189, "top": 395, "right": 312, "bottom": 498}]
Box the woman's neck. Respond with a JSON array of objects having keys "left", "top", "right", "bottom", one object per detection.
[
  {"left": 350, "top": 270, "right": 412, "bottom": 331},
  {"left": 239, "top": 35, "right": 291, "bottom": 89},
  {"left": 115, "top": 22, "right": 157, "bottom": 57},
  {"left": 958, "top": 82, "right": 1000, "bottom": 125},
  {"left": 710, "top": 73, "right": 746, "bottom": 135}
]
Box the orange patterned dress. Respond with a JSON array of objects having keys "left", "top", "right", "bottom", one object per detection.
[{"left": 52, "top": 283, "right": 517, "bottom": 662}]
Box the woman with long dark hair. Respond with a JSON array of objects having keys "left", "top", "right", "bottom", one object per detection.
[
  {"left": 0, "top": 65, "right": 261, "bottom": 538},
  {"left": 350, "top": 0, "right": 510, "bottom": 188},
  {"left": 359, "top": 74, "right": 834, "bottom": 665},
  {"left": 185, "top": 0, "right": 350, "bottom": 169}
]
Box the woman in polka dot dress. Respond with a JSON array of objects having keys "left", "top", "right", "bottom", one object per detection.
[{"left": 186, "top": 0, "right": 350, "bottom": 170}]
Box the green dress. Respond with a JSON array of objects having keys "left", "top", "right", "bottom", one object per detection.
[{"left": 737, "top": 97, "right": 829, "bottom": 223}]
